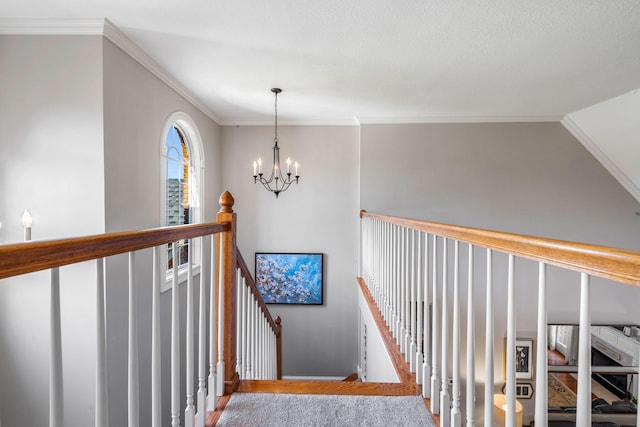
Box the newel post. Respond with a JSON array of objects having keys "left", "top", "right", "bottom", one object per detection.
[
  {"left": 216, "top": 191, "right": 239, "bottom": 394},
  {"left": 275, "top": 316, "right": 283, "bottom": 380}
]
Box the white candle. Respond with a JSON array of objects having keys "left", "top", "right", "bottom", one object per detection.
[
  {"left": 294, "top": 162, "right": 299, "bottom": 176},
  {"left": 22, "top": 210, "right": 32, "bottom": 242},
  {"left": 253, "top": 161, "right": 257, "bottom": 176},
  {"left": 258, "top": 157, "right": 262, "bottom": 173},
  {"left": 287, "top": 157, "right": 291, "bottom": 174}
]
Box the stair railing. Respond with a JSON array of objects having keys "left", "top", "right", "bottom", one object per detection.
[
  {"left": 360, "top": 210, "right": 640, "bottom": 427},
  {"left": 236, "top": 251, "right": 282, "bottom": 381},
  {"left": 0, "top": 191, "right": 280, "bottom": 427}
]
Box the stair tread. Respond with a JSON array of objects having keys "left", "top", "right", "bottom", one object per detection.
[{"left": 238, "top": 379, "right": 420, "bottom": 396}]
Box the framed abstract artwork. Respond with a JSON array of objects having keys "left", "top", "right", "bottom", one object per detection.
[
  {"left": 504, "top": 338, "right": 534, "bottom": 380},
  {"left": 255, "top": 253, "right": 323, "bottom": 305}
]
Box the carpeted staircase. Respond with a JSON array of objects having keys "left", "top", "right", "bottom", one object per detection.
[{"left": 216, "top": 391, "right": 435, "bottom": 426}]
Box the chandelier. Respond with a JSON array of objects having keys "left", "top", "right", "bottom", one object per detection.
[{"left": 253, "top": 88, "right": 299, "bottom": 198}]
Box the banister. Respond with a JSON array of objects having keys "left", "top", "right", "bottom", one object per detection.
[
  {"left": 361, "top": 211, "right": 640, "bottom": 286},
  {"left": 216, "top": 191, "right": 240, "bottom": 394},
  {"left": 0, "top": 222, "right": 230, "bottom": 280},
  {"left": 236, "top": 250, "right": 280, "bottom": 334}
]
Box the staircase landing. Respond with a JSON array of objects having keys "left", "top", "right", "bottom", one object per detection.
[{"left": 207, "top": 379, "right": 423, "bottom": 426}]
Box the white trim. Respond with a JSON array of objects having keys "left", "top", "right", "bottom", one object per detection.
[
  {"left": 222, "top": 119, "right": 359, "bottom": 126},
  {"left": 0, "top": 17, "right": 221, "bottom": 124},
  {"left": 222, "top": 115, "right": 563, "bottom": 126},
  {"left": 562, "top": 116, "right": 640, "bottom": 203},
  {"left": 0, "top": 17, "right": 105, "bottom": 35},
  {"left": 160, "top": 112, "right": 206, "bottom": 293},
  {"left": 358, "top": 115, "right": 563, "bottom": 124},
  {"left": 162, "top": 265, "right": 201, "bottom": 293}
]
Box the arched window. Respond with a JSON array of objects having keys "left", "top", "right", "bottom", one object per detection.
[
  {"left": 161, "top": 112, "right": 204, "bottom": 289},
  {"left": 165, "top": 125, "right": 191, "bottom": 268}
]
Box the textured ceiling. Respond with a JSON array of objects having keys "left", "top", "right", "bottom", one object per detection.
[{"left": 2, "top": 0, "right": 640, "bottom": 124}]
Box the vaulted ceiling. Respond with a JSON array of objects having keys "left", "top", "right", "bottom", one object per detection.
[{"left": 2, "top": 1, "right": 639, "bottom": 124}]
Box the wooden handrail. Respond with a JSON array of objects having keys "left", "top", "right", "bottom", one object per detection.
[
  {"left": 361, "top": 210, "right": 640, "bottom": 286},
  {"left": 236, "top": 250, "right": 281, "bottom": 334},
  {"left": 0, "top": 222, "right": 230, "bottom": 280}
]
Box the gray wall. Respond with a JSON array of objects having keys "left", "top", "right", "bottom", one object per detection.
[
  {"left": 360, "top": 122, "right": 640, "bottom": 423},
  {"left": 102, "top": 38, "right": 222, "bottom": 427},
  {"left": 221, "top": 125, "right": 360, "bottom": 376},
  {"left": 0, "top": 35, "right": 105, "bottom": 427}
]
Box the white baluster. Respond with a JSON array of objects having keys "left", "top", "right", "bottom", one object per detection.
[
  {"left": 216, "top": 234, "right": 226, "bottom": 396},
  {"left": 50, "top": 268, "right": 64, "bottom": 427},
  {"left": 466, "top": 244, "right": 475, "bottom": 427},
  {"left": 374, "top": 219, "right": 379, "bottom": 303},
  {"left": 534, "top": 262, "right": 547, "bottom": 426},
  {"left": 151, "top": 249, "right": 161, "bottom": 427},
  {"left": 257, "top": 303, "right": 261, "bottom": 379},
  {"left": 185, "top": 248, "right": 195, "bottom": 427},
  {"left": 96, "top": 258, "right": 109, "bottom": 427},
  {"left": 416, "top": 231, "right": 423, "bottom": 385},
  {"left": 484, "top": 249, "right": 494, "bottom": 427},
  {"left": 430, "top": 236, "right": 440, "bottom": 414},
  {"left": 235, "top": 273, "right": 243, "bottom": 378},
  {"left": 450, "top": 240, "right": 461, "bottom": 427},
  {"left": 385, "top": 223, "right": 391, "bottom": 326},
  {"left": 440, "top": 238, "right": 450, "bottom": 427},
  {"left": 404, "top": 228, "right": 411, "bottom": 360},
  {"left": 245, "top": 290, "right": 253, "bottom": 379},
  {"left": 128, "top": 252, "right": 139, "bottom": 427},
  {"left": 400, "top": 227, "right": 406, "bottom": 352},
  {"left": 262, "top": 317, "right": 267, "bottom": 379},
  {"left": 393, "top": 225, "right": 400, "bottom": 340},
  {"left": 505, "top": 254, "right": 516, "bottom": 427},
  {"left": 196, "top": 241, "right": 206, "bottom": 427},
  {"left": 239, "top": 278, "right": 247, "bottom": 380},
  {"left": 207, "top": 236, "right": 217, "bottom": 410},
  {"left": 410, "top": 230, "right": 417, "bottom": 371},
  {"left": 576, "top": 273, "right": 591, "bottom": 426},
  {"left": 171, "top": 243, "right": 180, "bottom": 426},
  {"left": 423, "top": 233, "right": 432, "bottom": 399}
]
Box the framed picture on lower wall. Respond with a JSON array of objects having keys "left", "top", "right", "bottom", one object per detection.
[
  {"left": 501, "top": 382, "right": 535, "bottom": 399},
  {"left": 255, "top": 253, "right": 323, "bottom": 305},
  {"left": 503, "top": 338, "right": 534, "bottom": 380}
]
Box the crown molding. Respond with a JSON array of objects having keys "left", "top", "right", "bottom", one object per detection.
[
  {"left": 101, "top": 19, "right": 221, "bottom": 124},
  {"left": 222, "top": 119, "right": 359, "bottom": 126},
  {"left": 562, "top": 115, "right": 640, "bottom": 204},
  {"left": 357, "top": 115, "right": 563, "bottom": 124},
  {"left": 0, "top": 17, "right": 221, "bottom": 124},
  {"left": 0, "top": 17, "right": 105, "bottom": 35}
]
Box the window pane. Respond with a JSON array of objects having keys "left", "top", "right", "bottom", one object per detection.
[{"left": 165, "top": 125, "right": 191, "bottom": 270}]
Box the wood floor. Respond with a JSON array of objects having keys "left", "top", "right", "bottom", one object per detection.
[{"left": 548, "top": 348, "right": 620, "bottom": 402}]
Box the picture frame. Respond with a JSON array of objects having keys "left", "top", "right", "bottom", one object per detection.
[
  {"left": 255, "top": 253, "right": 323, "bottom": 305},
  {"left": 504, "top": 338, "right": 534, "bottom": 380},
  {"left": 501, "top": 382, "right": 535, "bottom": 399}
]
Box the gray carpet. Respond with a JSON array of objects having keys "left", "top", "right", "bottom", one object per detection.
[{"left": 216, "top": 393, "right": 436, "bottom": 427}]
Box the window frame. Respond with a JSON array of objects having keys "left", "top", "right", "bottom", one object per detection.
[{"left": 160, "top": 112, "right": 205, "bottom": 292}]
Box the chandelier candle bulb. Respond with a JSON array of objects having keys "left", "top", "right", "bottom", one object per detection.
[
  {"left": 253, "top": 161, "right": 257, "bottom": 176},
  {"left": 258, "top": 158, "right": 262, "bottom": 174},
  {"left": 287, "top": 157, "right": 291, "bottom": 174},
  {"left": 22, "top": 209, "right": 32, "bottom": 242},
  {"left": 295, "top": 162, "right": 299, "bottom": 176}
]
